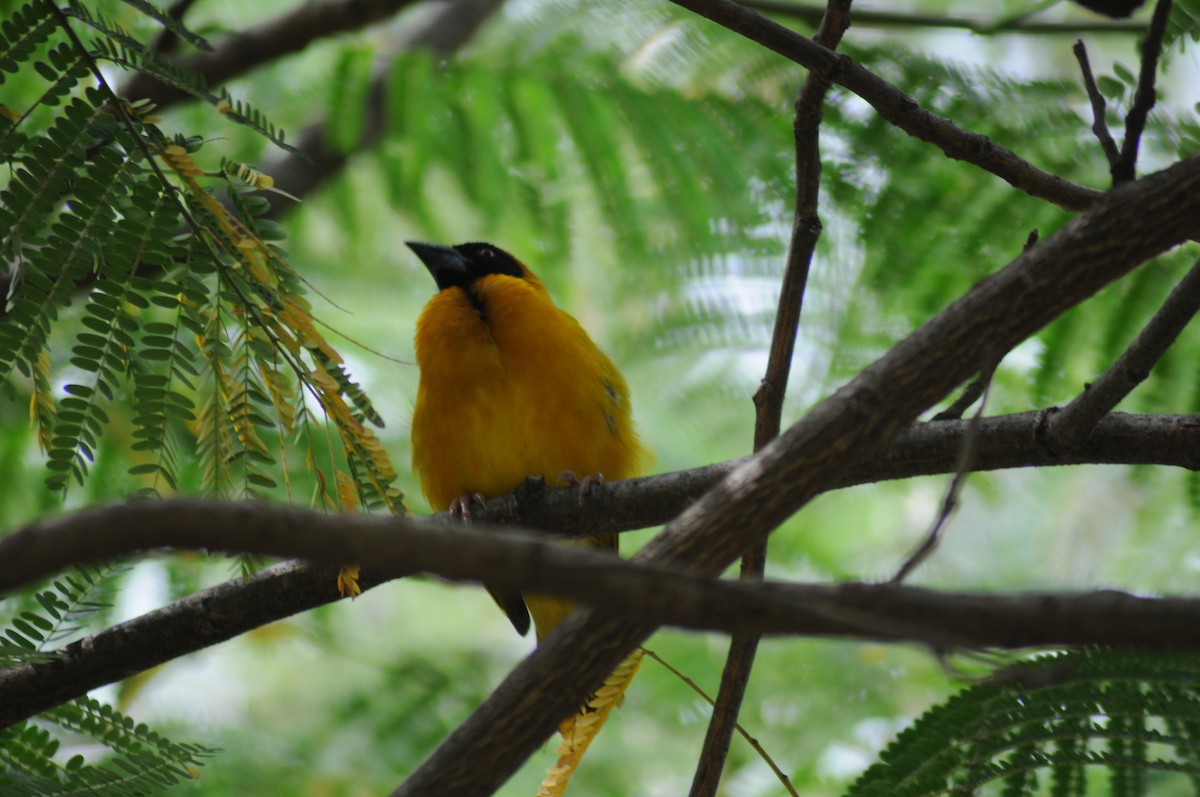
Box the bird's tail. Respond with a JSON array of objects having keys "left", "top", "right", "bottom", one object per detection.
[{"left": 535, "top": 648, "right": 644, "bottom": 797}]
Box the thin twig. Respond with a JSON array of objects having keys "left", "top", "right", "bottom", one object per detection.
[
  {"left": 1073, "top": 39, "right": 1121, "bottom": 167},
  {"left": 1047, "top": 255, "right": 1200, "bottom": 447},
  {"left": 892, "top": 352, "right": 999, "bottom": 583},
  {"left": 692, "top": 3, "right": 852, "bottom": 794},
  {"left": 741, "top": 0, "right": 1147, "bottom": 34},
  {"left": 643, "top": 649, "right": 799, "bottom": 797},
  {"left": 1113, "top": 0, "right": 1174, "bottom": 183}
]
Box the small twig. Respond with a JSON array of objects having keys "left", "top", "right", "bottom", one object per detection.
[
  {"left": 892, "top": 353, "right": 1000, "bottom": 583},
  {"left": 1047, "top": 255, "right": 1200, "bottom": 447},
  {"left": 1073, "top": 39, "right": 1121, "bottom": 168},
  {"left": 931, "top": 379, "right": 984, "bottom": 421},
  {"left": 1113, "top": 0, "right": 1174, "bottom": 183},
  {"left": 643, "top": 649, "right": 799, "bottom": 797},
  {"left": 739, "top": 0, "right": 1147, "bottom": 34}
]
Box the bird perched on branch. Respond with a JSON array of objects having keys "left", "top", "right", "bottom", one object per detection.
[{"left": 407, "top": 241, "right": 650, "bottom": 795}]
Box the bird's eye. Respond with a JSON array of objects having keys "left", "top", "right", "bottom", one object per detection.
[{"left": 479, "top": 247, "right": 497, "bottom": 258}]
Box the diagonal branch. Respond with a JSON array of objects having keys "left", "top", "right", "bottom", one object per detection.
[
  {"left": 668, "top": 0, "right": 1104, "bottom": 211},
  {"left": 1046, "top": 255, "right": 1200, "bottom": 447},
  {"left": 388, "top": 155, "right": 1200, "bottom": 797},
  {"left": 1113, "top": 0, "right": 1173, "bottom": 183},
  {"left": 120, "top": 0, "right": 424, "bottom": 110},
  {"left": 695, "top": 2, "right": 852, "bottom": 793},
  {"left": 254, "top": 0, "right": 506, "bottom": 221}
]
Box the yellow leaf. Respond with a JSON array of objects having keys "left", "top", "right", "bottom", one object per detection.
[
  {"left": 335, "top": 470, "right": 358, "bottom": 512},
  {"left": 536, "top": 649, "right": 643, "bottom": 797},
  {"left": 337, "top": 564, "right": 361, "bottom": 599}
]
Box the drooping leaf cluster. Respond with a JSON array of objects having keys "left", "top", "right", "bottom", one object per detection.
[
  {"left": 0, "top": 563, "right": 125, "bottom": 665},
  {"left": 0, "top": 0, "right": 401, "bottom": 508},
  {"left": 0, "top": 563, "right": 213, "bottom": 796},
  {"left": 0, "top": 0, "right": 405, "bottom": 792},
  {"left": 846, "top": 649, "right": 1200, "bottom": 797}
]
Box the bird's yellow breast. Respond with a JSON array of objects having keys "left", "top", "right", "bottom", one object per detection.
[{"left": 411, "top": 272, "right": 646, "bottom": 512}]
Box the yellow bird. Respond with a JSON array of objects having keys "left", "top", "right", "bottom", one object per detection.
[
  {"left": 408, "top": 240, "right": 648, "bottom": 639},
  {"left": 407, "top": 241, "right": 649, "bottom": 795}
]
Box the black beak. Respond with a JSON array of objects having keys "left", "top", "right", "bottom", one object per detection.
[{"left": 406, "top": 241, "right": 468, "bottom": 291}]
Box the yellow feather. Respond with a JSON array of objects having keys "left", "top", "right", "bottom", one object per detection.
[{"left": 413, "top": 269, "right": 646, "bottom": 519}]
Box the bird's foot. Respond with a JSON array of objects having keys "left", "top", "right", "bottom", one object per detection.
[
  {"left": 449, "top": 492, "right": 487, "bottom": 521},
  {"left": 558, "top": 471, "right": 604, "bottom": 506}
]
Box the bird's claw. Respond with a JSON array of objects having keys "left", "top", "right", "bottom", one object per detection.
[
  {"left": 558, "top": 471, "right": 604, "bottom": 506},
  {"left": 449, "top": 492, "right": 487, "bottom": 521}
]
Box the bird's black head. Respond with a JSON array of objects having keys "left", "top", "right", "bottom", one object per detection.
[{"left": 406, "top": 241, "right": 525, "bottom": 292}]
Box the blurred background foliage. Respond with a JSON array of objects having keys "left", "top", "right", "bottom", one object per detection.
[{"left": 1, "top": 0, "right": 1199, "bottom": 794}]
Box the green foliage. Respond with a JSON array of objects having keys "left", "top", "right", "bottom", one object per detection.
[
  {"left": 1165, "top": 0, "right": 1200, "bottom": 55},
  {"left": 377, "top": 41, "right": 789, "bottom": 269},
  {"left": 0, "top": 564, "right": 124, "bottom": 663},
  {"left": 0, "top": 563, "right": 212, "bottom": 795},
  {"left": 0, "top": 699, "right": 214, "bottom": 796},
  {"left": 0, "top": 0, "right": 401, "bottom": 505},
  {"left": 845, "top": 650, "right": 1200, "bottom": 797},
  {"left": 0, "top": 0, "right": 1196, "bottom": 795}
]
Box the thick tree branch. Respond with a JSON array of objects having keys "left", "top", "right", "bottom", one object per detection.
[
  {"left": 8, "top": 498, "right": 1200, "bottom": 727},
  {"left": 668, "top": 0, "right": 1104, "bottom": 211},
  {"left": 1047, "top": 256, "right": 1200, "bottom": 447},
  {"left": 1, "top": 411, "right": 1196, "bottom": 728},
  {"left": 697, "top": 2, "right": 850, "bottom": 793},
  {"left": 390, "top": 156, "right": 1200, "bottom": 797}
]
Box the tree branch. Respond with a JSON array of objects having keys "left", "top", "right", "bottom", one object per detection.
[
  {"left": 697, "top": 1, "right": 851, "bottom": 792},
  {"left": 1, "top": 411, "right": 1196, "bottom": 728},
  {"left": 892, "top": 354, "right": 998, "bottom": 582},
  {"left": 1046, "top": 256, "right": 1200, "bottom": 447},
  {"left": 120, "top": 0, "right": 424, "bottom": 110},
  {"left": 1113, "top": 0, "right": 1173, "bottom": 183},
  {"left": 389, "top": 156, "right": 1200, "bottom": 797},
  {"left": 8, "top": 497, "right": 1200, "bottom": 727},
  {"left": 1073, "top": 39, "right": 1121, "bottom": 168},
  {"left": 254, "top": 0, "right": 506, "bottom": 221},
  {"left": 667, "top": 0, "right": 1104, "bottom": 211}
]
